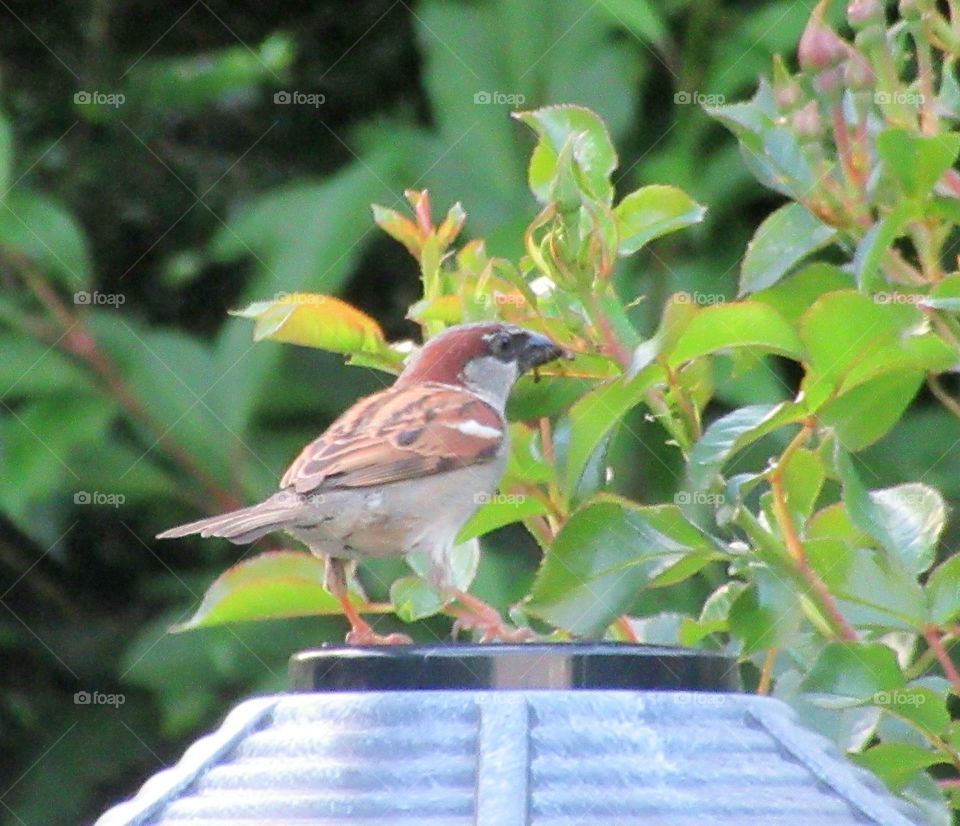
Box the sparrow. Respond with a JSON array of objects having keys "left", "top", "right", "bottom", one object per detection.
[{"left": 158, "top": 322, "right": 570, "bottom": 644}]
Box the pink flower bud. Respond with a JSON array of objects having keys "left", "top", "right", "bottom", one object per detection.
[
  {"left": 792, "top": 101, "right": 823, "bottom": 137},
  {"left": 799, "top": 1, "right": 849, "bottom": 72},
  {"left": 773, "top": 55, "right": 804, "bottom": 111},
  {"left": 814, "top": 67, "right": 843, "bottom": 95},
  {"left": 847, "top": 0, "right": 883, "bottom": 27}
]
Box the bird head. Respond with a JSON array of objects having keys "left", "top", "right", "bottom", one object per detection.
[{"left": 394, "top": 323, "right": 572, "bottom": 409}]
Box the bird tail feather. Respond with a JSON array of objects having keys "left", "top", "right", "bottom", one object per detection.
[{"left": 156, "top": 501, "right": 299, "bottom": 545}]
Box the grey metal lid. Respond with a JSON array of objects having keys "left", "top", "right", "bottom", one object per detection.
[{"left": 96, "top": 688, "right": 926, "bottom": 825}]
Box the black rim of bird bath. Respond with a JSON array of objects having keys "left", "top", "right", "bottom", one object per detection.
[{"left": 289, "top": 642, "right": 739, "bottom": 692}]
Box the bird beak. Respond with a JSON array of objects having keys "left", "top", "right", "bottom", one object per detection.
[{"left": 519, "top": 332, "right": 574, "bottom": 374}]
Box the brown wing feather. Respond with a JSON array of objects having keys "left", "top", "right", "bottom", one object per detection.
[{"left": 280, "top": 383, "right": 504, "bottom": 493}]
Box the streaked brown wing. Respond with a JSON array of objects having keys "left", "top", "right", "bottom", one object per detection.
[{"left": 280, "top": 383, "right": 504, "bottom": 493}]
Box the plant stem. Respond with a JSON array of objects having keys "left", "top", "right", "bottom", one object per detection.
[
  {"left": 758, "top": 648, "right": 777, "bottom": 694},
  {"left": 768, "top": 421, "right": 859, "bottom": 642},
  {"left": 664, "top": 362, "right": 703, "bottom": 442},
  {"left": 832, "top": 103, "right": 864, "bottom": 191},
  {"left": 524, "top": 514, "right": 555, "bottom": 551},
  {"left": 586, "top": 291, "right": 631, "bottom": 369},
  {"left": 924, "top": 626, "right": 960, "bottom": 693},
  {"left": 914, "top": 30, "right": 938, "bottom": 135},
  {"left": 615, "top": 615, "right": 640, "bottom": 643},
  {"left": 928, "top": 375, "right": 960, "bottom": 421},
  {"left": 538, "top": 418, "right": 565, "bottom": 527},
  {"left": 905, "top": 640, "right": 943, "bottom": 680}
]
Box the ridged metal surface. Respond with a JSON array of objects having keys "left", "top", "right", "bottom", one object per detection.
[{"left": 97, "top": 691, "right": 925, "bottom": 826}]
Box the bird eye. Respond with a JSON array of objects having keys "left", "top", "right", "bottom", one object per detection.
[{"left": 490, "top": 332, "right": 513, "bottom": 359}]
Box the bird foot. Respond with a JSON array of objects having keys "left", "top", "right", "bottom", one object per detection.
[
  {"left": 449, "top": 600, "right": 537, "bottom": 643},
  {"left": 345, "top": 627, "right": 413, "bottom": 645},
  {"left": 452, "top": 618, "right": 537, "bottom": 643}
]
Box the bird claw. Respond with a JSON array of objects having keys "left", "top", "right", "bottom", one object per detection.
[
  {"left": 451, "top": 613, "right": 537, "bottom": 643},
  {"left": 345, "top": 628, "right": 413, "bottom": 645}
]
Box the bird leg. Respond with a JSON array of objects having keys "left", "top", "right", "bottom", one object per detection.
[
  {"left": 325, "top": 557, "right": 412, "bottom": 645},
  {"left": 448, "top": 589, "right": 537, "bottom": 643}
]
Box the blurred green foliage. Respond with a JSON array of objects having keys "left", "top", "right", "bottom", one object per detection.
[{"left": 6, "top": 0, "right": 960, "bottom": 824}]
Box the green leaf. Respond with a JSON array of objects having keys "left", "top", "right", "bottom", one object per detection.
[
  {"left": 780, "top": 448, "right": 823, "bottom": 522},
  {"left": 407, "top": 538, "right": 480, "bottom": 593},
  {"left": 513, "top": 105, "right": 617, "bottom": 204},
  {"left": 807, "top": 503, "right": 873, "bottom": 546},
  {"left": 853, "top": 743, "right": 943, "bottom": 792},
  {"left": 802, "top": 642, "right": 905, "bottom": 704},
  {"left": 526, "top": 495, "right": 719, "bottom": 635},
  {"left": 679, "top": 581, "right": 747, "bottom": 645},
  {"left": 456, "top": 493, "right": 549, "bottom": 542},
  {"left": 688, "top": 402, "right": 804, "bottom": 491},
  {"left": 390, "top": 576, "right": 444, "bottom": 622},
  {"left": 799, "top": 290, "right": 953, "bottom": 408},
  {"left": 852, "top": 202, "right": 917, "bottom": 291},
  {"left": 752, "top": 262, "right": 852, "bottom": 324},
  {"left": 806, "top": 537, "right": 926, "bottom": 632},
  {"left": 668, "top": 301, "right": 802, "bottom": 365},
  {"left": 0, "top": 190, "right": 92, "bottom": 286},
  {"left": 705, "top": 79, "right": 817, "bottom": 200},
  {"left": 901, "top": 772, "right": 952, "bottom": 826},
  {"left": 837, "top": 449, "right": 946, "bottom": 576},
  {"left": 390, "top": 538, "right": 480, "bottom": 622},
  {"left": 230, "top": 293, "right": 396, "bottom": 362},
  {"left": 613, "top": 184, "right": 706, "bottom": 255},
  {"left": 562, "top": 364, "right": 661, "bottom": 500},
  {"left": 728, "top": 571, "right": 802, "bottom": 653},
  {"left": 877, "top": 128, "right": 960, "bottom": 199},
  {"left": 508, "top": 374, "right": 600, "bottom": 421},
  {"left": 372, "top": 204, "right": 423, "bottom": 257},
  {"left": 740, "top": 203, "right": 837, "bottom": 295},
  {"left": 818, "top": 371, "right": 924, "bottom": 451},
  {"left": 872, "top": 687, "right": 950, "bottom": 734},
  {"left": 629, "top": 293, "right": 698, "bottom": 374},
  {"left": 925, "top": 554, "right": 960, "bottom": 625},
  {"left": 175, "top": 551, "right": 345, "bottom": 630},
  {"left": 120, "top": 34, "right": 294, "bottom": 116},
  {"left": 590, "top": 0, "right": 666, "bottom": 43}
]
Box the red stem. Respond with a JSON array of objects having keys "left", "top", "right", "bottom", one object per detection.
[{"left": 924, "top": 626, "right": 960, "bottom": 693}]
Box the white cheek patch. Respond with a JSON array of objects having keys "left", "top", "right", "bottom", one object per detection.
[{"left": 446, "top": 419, "right": 503, "bottom": 440}]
